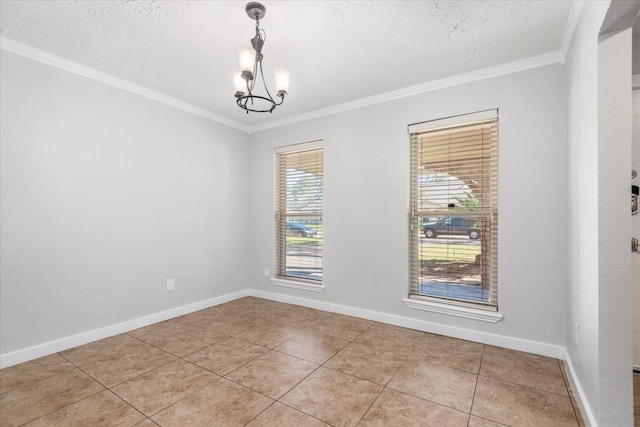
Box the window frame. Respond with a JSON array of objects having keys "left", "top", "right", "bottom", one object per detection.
[
  {"left": 406, "top": 110, "right": 501, "bottom": 322},
  {"left": 272, "top": 140, "right": 324, "bottom": 292}
]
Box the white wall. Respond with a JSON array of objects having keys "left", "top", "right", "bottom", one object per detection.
[
  {"left": 565, "top": 1, "right": 635, "bottom": 425},
  {"left": 565, "top": 3, "right": 607, "bottom": 421},
  {"left": 0, "top": 51, "right": 251, "bottom": 357},
  {"left": 597, "top": 26, "right": 633, "bottom": 427},
  {"left": 634, "top": 75, "right": 640, "bottom": 369},
  {"left": 249, "top": 65, "right": 568, "bottom": 352}
]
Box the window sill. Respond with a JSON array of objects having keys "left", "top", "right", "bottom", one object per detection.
[
  {"left": 402, "top": 298, "right": 503, "bottom": 323},
  {"left": 271, "top": 278, "right": 324, "bottom": 293}
]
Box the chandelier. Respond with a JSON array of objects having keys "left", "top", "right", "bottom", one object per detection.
[{"left": 233, "top": 2, "right": 289, "bottom": 114}]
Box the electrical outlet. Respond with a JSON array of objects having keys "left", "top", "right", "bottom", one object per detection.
[
  {"left": 263, "top": 267, "right": 270, "bottom": 277},
  {"left": 574, "top": 321, "right": 579, "bottom": 347},
  {"left": 167, "top": 279, "right": 175, "bottom": 292}
]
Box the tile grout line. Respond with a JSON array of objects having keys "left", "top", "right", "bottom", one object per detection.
[
  {"left": 271, "top": 317, "right": 378, "bottom": 427},
  {"left": 467, "top": 344, "right": 485, "bottom": 425},
  {"left": 101, "top": 389, "right": 148, "bottom": 424},
  {"left": 241, "top": 400, "right": 278, "bottom": 426},
  {"left": 326, "top": 332, "right": 472, "bottom": 422},
  {"left": 218, "top": 373, "right": 318, "bottom": 423},
  {"left": 56, "top": 332, "right": 221, "bottom": 423},
  {"left": 469, "top": 414, "right": 511, "bottom": 427},
  {"left": 271, "top": 314, "right": 378, "bottom": 426},
  {"left": 559, "top": 360, "right": 585, "bottom": 426},
  {"left": 476, "top": 371, "right": 575, "bottom": 399},
  {"left": 57, "top": 350, "right": 124, "bottom": 391},
  {"left": 352, "top": 340, "right": 414, "bottom": 426},
  {"left": 10, "top": 377, "right": 106, "bottom": 427},
  {"left": 181, "top": 343, "right": 265, "bottom": 378},
  {"left": 380, "top": 363, "right": 477, "bottom": 422},
  {"left": 141, "top": 375, "right": 223, "bottom": 420},
  {"left": 276, "top": 400, "right": 339, "bottom": 427},
  {"left": 107, "top": 354, "right": 221, "bottom": 419},
  {"left": 353, "top": 385, "right": 385, "bottom": 426}
]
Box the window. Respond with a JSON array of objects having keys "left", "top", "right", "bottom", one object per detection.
[
  {"left": 408, "top": 110, "right": 498, "bottom": 313},
  {"left": 275, "top": 141, "right": 323, "bottom": 287}
]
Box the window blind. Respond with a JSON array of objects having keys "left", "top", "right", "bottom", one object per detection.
[
  {"left": 409, "top": 111, "right": 498, "bottom": 310},
  {"left": 275, "top": 141, "right": 323, "bottom": 282}
]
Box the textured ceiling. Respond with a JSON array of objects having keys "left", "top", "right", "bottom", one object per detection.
[{"left": 0, "top": 1, "right": 571, "bottom": 128}]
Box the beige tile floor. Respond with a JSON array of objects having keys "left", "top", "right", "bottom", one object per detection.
[{"left": 0, "top": 297, "right": 586, "bottom": 426}]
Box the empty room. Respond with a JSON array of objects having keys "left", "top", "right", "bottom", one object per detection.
[{"left": 0, "top": 1, "right": 637, "bottom": 426}]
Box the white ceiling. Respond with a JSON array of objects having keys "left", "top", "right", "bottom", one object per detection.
[{"left": 0, "top": 1, "right": 572, "bottom": 129}]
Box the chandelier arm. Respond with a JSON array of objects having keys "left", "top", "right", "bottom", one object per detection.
[
  {"left": 238, "top": 96, "right": 248, "bottom": 114},
  {"left": 259, "top": 60, "right": 276, "bottom": 103},
  {"left": 244, "top": 79, "right": 252, "bottom": 102},
  {"left": 247, "top": 54, "right": 258, "bottom": 98},
  {"left": 275, "top": 91, "right": 285, "bottom": 105}
]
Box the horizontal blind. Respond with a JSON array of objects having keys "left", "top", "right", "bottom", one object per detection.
[
  {"left": 275, "top": 143, "right": 323, "bottom": 282},
  {"left": 409, "top": 112, "right": 498, "bottom": 310}
]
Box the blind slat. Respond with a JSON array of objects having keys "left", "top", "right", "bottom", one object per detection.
[
  {"left": 409, "top": 113, "right": 498, "bottom": 310},
  {"left": 275, "top": 143, "right": 324, "bottom": 282}
]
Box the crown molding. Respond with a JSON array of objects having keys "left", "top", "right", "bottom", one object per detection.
[
  {"left": 2, "top": 35, "right": 564, "bottom": 136},
  {"left": 560, "top": 0, "right": 585, "bottom": 63},
  {"left": 0, "top": 36, "right": 251, "bottom": 133},
  {"left": 249, "top": 50, "right": 565, "bottom": 133}
]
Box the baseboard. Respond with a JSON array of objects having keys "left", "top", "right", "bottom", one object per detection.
[
  {"left": 0, "top": 288, "right": 569, "bottom": 369},
  {"left": 0, "top": 289, "right": 249, "bottom": 369},
  {"left": 633, "top": 365, "right": 640, "bottom": 374},
  {"left": 563, "top": 349, "right": 598, "bottom": 427},
  {"left": 248, "top": 289, "right": 565, "bottom": 359}
]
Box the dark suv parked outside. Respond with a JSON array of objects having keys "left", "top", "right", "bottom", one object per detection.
[{"left": 422, "top": 217, "right": 480, "bottom": 239}]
